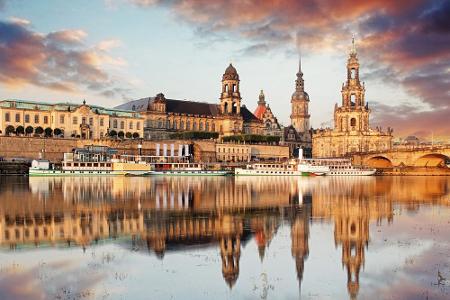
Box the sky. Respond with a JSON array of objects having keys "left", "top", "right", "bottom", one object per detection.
[{"left": 0, "top": 0, "right": 449, "bottom": 140}]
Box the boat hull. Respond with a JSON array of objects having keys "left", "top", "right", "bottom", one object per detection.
[
  {"left": 150, "top": 170, "right": 230, "bottom": 176},
  {"left": 29, "top": 169, "right": 152, "bottom": 177},
  {"left": 234, "top": 169, "right": 311, "bottom": 176},
  {"left": 327, "top": 169, "right": 376, "bottom": 176}
]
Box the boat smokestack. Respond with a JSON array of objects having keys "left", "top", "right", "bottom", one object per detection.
[{"left": 298, "top": 148, "right": 303, "bottom": 160}]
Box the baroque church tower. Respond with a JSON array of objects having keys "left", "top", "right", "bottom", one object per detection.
[
  {"left": 220, "top": 64, "right": 241, "bottom": 115},
  {"left": 290, "top": 57, "right": 311, "bottom": 140},
  {"left": 334, "top": 38, "right": 370, "bottom": 133}
]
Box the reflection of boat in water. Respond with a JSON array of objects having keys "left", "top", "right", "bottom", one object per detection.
[{"left": 298, "top": 158, "right": 376, "bottom": 176}]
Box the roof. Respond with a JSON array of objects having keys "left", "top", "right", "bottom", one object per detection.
[
  {"left": 241, "top": 106, "right": 260, "bottom": 122},
  {"left": 253, "top": 104, "right": 266, "bottom": 120},
  {"left": 0, "top": 99, "right": 140, "bottom": 118}
]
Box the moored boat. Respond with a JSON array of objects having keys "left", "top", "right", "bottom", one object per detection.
[
  {"left": 298, "top": 158, "right": 376, "bottom": 176},
  {"left": 234, "top": 161, "right": 319, "bottom": 176}
]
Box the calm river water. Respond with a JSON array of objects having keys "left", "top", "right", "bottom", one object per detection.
[{"left": 0, "top": 176, "right": 449, "bottom": 300}]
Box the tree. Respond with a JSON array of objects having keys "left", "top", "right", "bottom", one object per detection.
[
  {"left": 118, "top": 131, "right": 125, "bottom": 139},
  {"left": 16, "top": 126, "right": 25, "bottom": 135},
  {"left": 54, "top": 128, "right": 62, "bottom": 137},
  {"left": 5, "top": 125, "right": 15, "bottom": 135},
  {"left": 125, "top": 132, "right": 132, "bottom": 139},
  {"left": 109, "top": 130, "right": 117, "bottom": 138},
  {"left": 44, "top": 127, "right": 53, "bottom": 137},
  {"left": 25, "top": 126, "right": 34, "bottom": 135},
  {"left": 35, "top": 126, "right": 44, "bottom": 135},
  {"left": 132, "top": 132, "right": 140, "bottom": 139}
]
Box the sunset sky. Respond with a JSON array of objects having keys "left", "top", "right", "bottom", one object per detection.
[{"left": 0, "top": 0, "right": 449, "bottom": 140}]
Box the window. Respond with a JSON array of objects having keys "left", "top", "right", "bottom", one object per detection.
[
  {"left": 212, "top": 123, "right": 215, "bottom": 131},
  {"left": 89, "top": 117, "right": 93, "bottom": 126},
  {"left": 73, "top": 117, "right": 78, "bottom": 125},
  {"left": 180, "top": 120, "right": 184, "bottom": 130},
  {"left": 82, "top": 117, "right": 86, "bottom": 125},
  {"left": 199, "top": 122, "right": 203, "bottom": 131},
  {"left": 4, "top": 112, "right": 10, "bottom": 122},
  {"left": 100, "top": 118, "right": 104, "bottom": 126},
  {"left": 15, "top": 114, "right": 20, "bottom": 122},
  {"left": 34, "top": 115, "right": 39, "bottom": 123},
  {"left": 186, "top": 120, "right": 191, "bottom": 130},
  {"left": 129, "top": 122, "right": 133, "bottom": 129},
  {"left": 137, "top": 122, "right": 140, "bottom": 130},
  {"left": 60, "top": 115, "right": 65, "bottom": 124},
  {"left": 350, "top": 118, "right": 356, "bottom": 127},
  {"left": 113, "top": 119, "right": 118, "bottom": 128},
  {"left": 25, "top": 114, "right": 30, "bottom": 123},
  {"left": 205, "top": 122, "right": 209, "bottom": 131},
  {"left": 173, "top": 121, "right": 177, "bottom": 130},
  {"left": 232, "top": 84, "right": 236, "bottom": 92},
  {"left": 193, "top": 122, "right": 197, "bottom": 130},
  {"left": 120, "top": 121, "right": 124, "bottom": 129},
  {"left": 166, "top": 120, "right": 171, "bottom": 129},
  {"left": 44, "top": 116, "right": 48, "bottom": 124},
  {"left": 351, "top": 68, "right": 356, "bottom": 79},
  {"left": 158, "top": 120, "right": 162, "bottom": 128}
]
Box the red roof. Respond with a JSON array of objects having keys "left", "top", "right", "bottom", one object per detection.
[{"left": 254, "top": 104, "right": 266, "bottom": 120}]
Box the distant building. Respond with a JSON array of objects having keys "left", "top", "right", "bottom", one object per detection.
[
  {"left": 0, "top": 99, "right": 143, "bottom": 139},
  {"left": 312, "top": 39, "right": 392, "bottom": 158},
  {"left": 253, "top": 90, "right": 283, "bottom": 137},
  {"left": 282, "top": 58, "right": 312, "bottom": 157},
  {"left": 116, "top": 64, "right": 279, "bottom": 140}
]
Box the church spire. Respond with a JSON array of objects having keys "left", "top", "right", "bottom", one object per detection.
[
  {"left": 258, "top": 89, "right": 266, "bottom": 105},
  {"left": 350, "top": 35, "right": 357, "bottom": 56},
  {"left": 295, "top": 55, "right": 304, "bottom": 93}
]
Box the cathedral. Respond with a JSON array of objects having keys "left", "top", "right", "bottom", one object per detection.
[
  {"left": 283, "top": 58, "right": 312, "bottom": 157},
  {"left": 116, "top": 64, "right": 280, "bottom": 140},
  {"left": 312, "top": 39, "right": 393, "bottom": 157}
]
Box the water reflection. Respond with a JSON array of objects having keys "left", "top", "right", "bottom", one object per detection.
[{"left": 0, "top": 176, "right": 449, "bottom": 299}]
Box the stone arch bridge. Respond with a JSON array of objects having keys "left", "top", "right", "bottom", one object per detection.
[{"left": 352, "top": 146, "right": 450, "bottom": 168}]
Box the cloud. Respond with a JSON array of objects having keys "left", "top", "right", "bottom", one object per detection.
[
  {"left": 0, "top": 19, "right": 130, "bottom": 99},
  {"left": 130, "top": 0, "right": 450, "bottom": 137}
]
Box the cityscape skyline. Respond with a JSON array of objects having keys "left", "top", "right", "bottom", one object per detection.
[{"left": 0, "top": 0, "right": 448, "bottom": 140}]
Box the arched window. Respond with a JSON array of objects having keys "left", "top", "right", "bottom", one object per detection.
[
  {"left": 351, "top": 68, "right": 356, "bottom": 79},
  {"left": 186, "top": 120, "right": 191, "bottom": 130},
  {"left": 225, "top": 84, "right": 229, "bottom": 92},
  {"left": 350, "top": 118, "right": 356, "bottom": 127},
  {"left": 120, "top": 121, "right": 124, "bottom": 129},
  {"left": 4, "top": 112, "right": 10, "bottom": 122},
  {"left": 350, "top": 94, "right": 356, "bottom": 106},
  {"left": 166, "top": 120, "right": 171, "bottom": 129},
  {"left": 205, "top": 122, "right": 209, "bottom": 131},
  {"left": 193, "top": 121, "right": 197, "bottom": 131},
  {"left": 199, "top": 121, "right": 203, "bottom": 131},
  {"left": 113, "top": 119, "right": 118, "bottom": 128},
  {"left": 232, "top": 84, "right": 236, "bottom": 92},
  {"left": 224, "top": 102, "right": 228, "bottom": 113},
  {"left": 212, "top": 123, "right": 216, "bottom": 132},
  {"left": 173, "top": 120, "right": 177, "bottom": 130},
  {"left": 180, "top": 120, "right": 184, "bottom": 130}
]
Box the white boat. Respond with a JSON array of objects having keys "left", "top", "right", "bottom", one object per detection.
[
  {"left": 151, "top": 162, "right": 230, "bottom": 176},
  {"left": 234, "top": 161, "right": 318, "bottom": 176},
  {"left": 29, "top": 146, "right": 152, "bottom": 177},
  {"left": 298, "top": 158, "right": 376, "bottom": 176}
]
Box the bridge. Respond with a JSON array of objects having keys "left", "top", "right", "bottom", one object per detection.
[{"left": 352, "top": 145, "right": 450, "bottom": 168}]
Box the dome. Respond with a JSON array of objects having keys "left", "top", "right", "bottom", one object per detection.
[
  {"left": 292, "top": 91, "right": 310, "bottom": 101},
  {"left": 223, "top": 63, "right": 239, "bottom": 80}
]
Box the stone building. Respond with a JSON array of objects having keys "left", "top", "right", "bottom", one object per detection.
[
  {"left": 0, "top": 99, "right": 143, "bottom": 139},
  {"left": 312, "top": 39, "right": 393, "bottom": 158},
  {"left": 253, "top": 90, "right": 283, "bottom": 137},
  {"left": 116, "top": 64, "right": 267, "bottom": 140},
  {"left": 282, "top": 58, "right": 312, "bottom": 157}
]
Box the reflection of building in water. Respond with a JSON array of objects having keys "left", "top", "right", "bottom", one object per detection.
[
  {"left": 310, "top": 177, "right": 394, "bottom": 300},
  {"left": 1, "top": 176, "right": 450, "bottom": 292},
  {"left": 290, "top": 205, "right": 310, "bottom": 293}
]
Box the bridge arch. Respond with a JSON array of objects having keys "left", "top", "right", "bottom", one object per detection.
[
  {"left": 414, "top": 153, "right": 449, "bottom": 167},
  {"left": 365, "top": 156, "right": 393, "bottom": 168}
]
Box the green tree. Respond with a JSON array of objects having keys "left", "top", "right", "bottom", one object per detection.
[
  {"left": 5, "top": 125, "right": 15, "bottom": 135},
  {"left": 35, "top": 126, "right": 44, "bottom": 135},
  {"left": 53, "top": 128, "right": 62, "bottom": 136},
  {"left": 25, "top": 126, "right": 34, "bottom": 135},
  {"left": 16, "top": 126, "right": 25, "bottom": 135},
  {"left": 118, "top": 131, "right": 125, "bottom": 139},
  {"left": 44, "top": 127, "right": 53, "bottom": 137},
  {"left": 125, "top": 132, "right": 132, "bottom": 139},
  {"left": 109, "top": 130, "right": 117, "bottom": 138},
  {"left": 132, "top": 132, "right": 140, "bottom": 139}
]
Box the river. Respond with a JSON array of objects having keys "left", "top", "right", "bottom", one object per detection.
[{"left": 0, "top": 176, "right": 449, "bottom": 300}]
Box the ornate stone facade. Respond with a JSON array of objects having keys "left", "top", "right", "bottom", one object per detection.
[
  {"left": 253, "top": 90, "right": 283, "bottom": 137},
  {"left": 283, "top": 58, "right": 312, "bottom": 157},
  {"left": 117, "top": 64, "right": 267, "bottom": 140},
  {"left": 312, "top": 39, "right": 393, "bottom": 158},
  {"left": 0, "top": 100, "right": 143, "bottom": 139}
]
